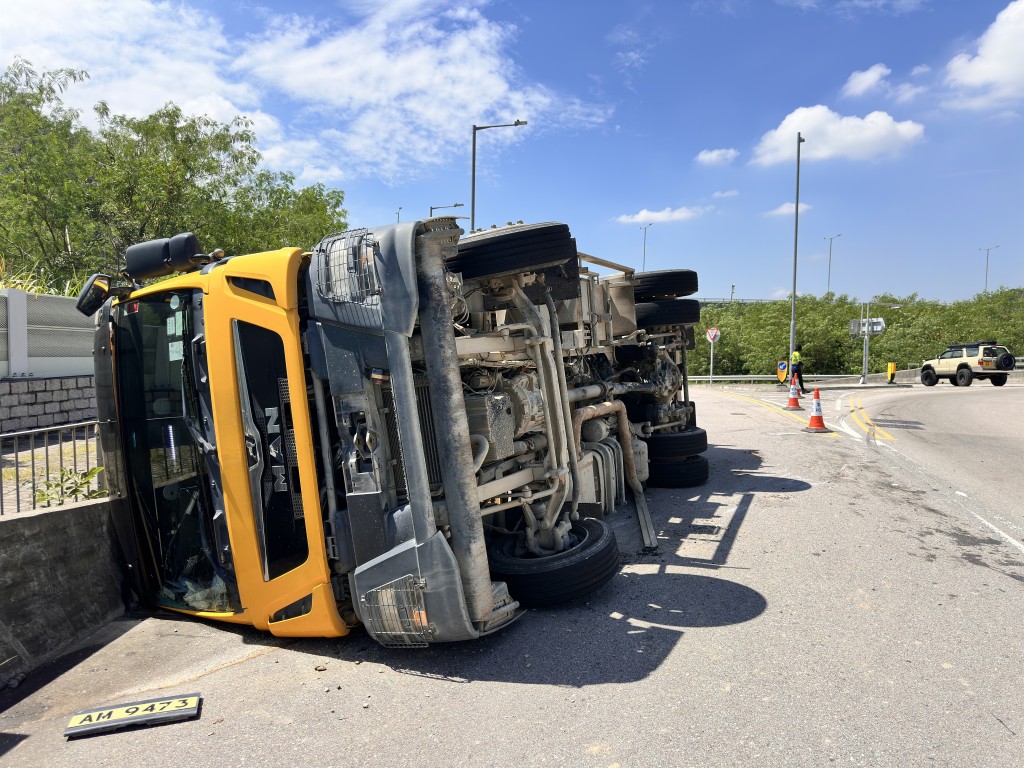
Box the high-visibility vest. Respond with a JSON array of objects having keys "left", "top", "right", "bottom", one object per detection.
[{"left": 791, "top": 351, "right": 802, "bottom": 365}]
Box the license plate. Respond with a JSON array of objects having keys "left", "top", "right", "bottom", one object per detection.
[{"left": 64, "top": 693, "right": 201, "bottom": 738}]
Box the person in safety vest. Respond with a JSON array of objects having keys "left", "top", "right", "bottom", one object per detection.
[{"left": 791, "top": 344, "right": 809, "bottom": 394}]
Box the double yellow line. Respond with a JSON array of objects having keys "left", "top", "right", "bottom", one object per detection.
[
  {"left": 720, "top": 391, "right": 842, "bottom": 437},
  {"left": 846, "top": 396, "right": 895, "bottom": 441}
]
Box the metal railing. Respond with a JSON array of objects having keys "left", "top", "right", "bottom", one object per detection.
[{"left": 0, "top": 421, "right": 104, "bottom": 515}]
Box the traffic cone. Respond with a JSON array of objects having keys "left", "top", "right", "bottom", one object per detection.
[
  {"left": 803, "top": 389, "right": 831, "bottom": 432},
  {"left": 783, "top": 377, "right": 804, "bottom": 410}
]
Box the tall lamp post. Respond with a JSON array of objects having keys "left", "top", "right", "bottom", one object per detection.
[
  {"left": 396, "top": 206, "right": 402, "bottom": 223},
  {"left": 430, "top": 202, "right": 464, "bottom": 217},
  {"left": 979, "top": 245, "right": 999, "bottom": 292},
  {"left": 471, "top": 120, "right": 527, "bottom": 231},
  {"left": 859, "top": 299, "right": 900, "bottom": 385},
  {"left": 641, "top": 223, "right": 653, "bottom": 271},
  {"left": 788, "top": 132, "right": 806, "bottom": 369},
  {"left": 825, "top": 233, "right": 841, "bottom": 295}
]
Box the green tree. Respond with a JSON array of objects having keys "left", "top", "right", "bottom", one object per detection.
[
  {"left": 687, "top": 288, "right": 1023, "bottom": 378},
  {"left": 0, "top": 60, "right": 347, "bottom": 289},
  {"left": 0, "top": 58, "right": 100, "bottom": 283}
]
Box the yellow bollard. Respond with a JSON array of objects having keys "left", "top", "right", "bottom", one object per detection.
[{"left": 887, "top": 362, "right": 897, "bottom": 384}]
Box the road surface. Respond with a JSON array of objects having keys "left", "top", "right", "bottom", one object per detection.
[{"left": 2, "top": 383, "right": 1022, "bottom": 767}]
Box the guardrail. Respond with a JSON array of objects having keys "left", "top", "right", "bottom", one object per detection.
[
  {"left": 689, "top": 374, "right": 869, "bottom": 383},
  {"left": 0, "top": 421, "right": 103, "bottom": 515}
]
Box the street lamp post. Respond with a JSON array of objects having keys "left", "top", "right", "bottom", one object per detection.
[
  {"left": 979, "top": 245, "right": 999, "bottom": 292},
  {"left": 471, "top": 120, "right": 527, "bottom": 231},
  {"left": 789, "top": 132, "right": 806, "bottom": 369},
  {"left": 396, "top": 206, "right": 402, "bottom": 223},
  {"left": 859, "top": 300, "right": 900, "bottom": 385},
  {"left": 641, "top": 223, "right": 653, "bottom": 271},
  {"left": 430, "top": 203, "right": 464, "bottom": 217},
  {"left": 825, "top": 233, "right": 841, "bottom": 295}
]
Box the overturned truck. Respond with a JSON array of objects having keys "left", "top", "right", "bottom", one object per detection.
[{"left": 77, "top": 219, "right": 707, "bottom": 647}]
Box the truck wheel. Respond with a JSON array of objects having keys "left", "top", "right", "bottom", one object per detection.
[
  {"left": 920, "top": 369, "right": 937, "bottom": 386},
  {"left": 448, "top": 222, "right": 576, "bottom": 280},
  {"left": 991, "top": 374, "right": 1008, "bottom": 386},
  {"left": 488, "top": 518, "right": 620, "bottom": 607},
  {"left": 646, "top": 428, "right": 708, "bottom": 458},
  {"left": 635, "top": 299, "right": 701, "bottom": 327},
  {"left": 633, "top": 270, "right": 698, "bottom": 301},
  {"left": 647, "top": 455, "right": 709, "bottom": 488},
  {"left": 956, "top": 367, "right": 973, "bottom": 387},
  {"left": 996, "top": 352, "right": 1016, "bottom": 371}
]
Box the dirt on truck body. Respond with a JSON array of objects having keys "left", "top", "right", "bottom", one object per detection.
[{"left": 76, "top": 218, "right": 706, "bottom": 647}]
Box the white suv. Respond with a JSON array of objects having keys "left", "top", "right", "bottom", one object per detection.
[{"left": 920, "top": 341, "right": 1016, "bottom": 387}]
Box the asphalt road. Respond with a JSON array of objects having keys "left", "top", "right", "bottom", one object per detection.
[{"left": 2, "top": 382, "right": 1022, "bottom": 767}]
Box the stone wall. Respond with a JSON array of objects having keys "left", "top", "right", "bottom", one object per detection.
[
  {"left": 0, "top": 376, "right": 97, "bottom": 434},
  {"left": 0, "top": 500, "right": 125, "bottom": 688}
]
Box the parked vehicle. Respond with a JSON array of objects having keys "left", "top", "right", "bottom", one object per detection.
[
  {"left": 920, "top": 341, "right": 1016, "bottom": 387},
  {"left": 76, "top": 219, "right": 706, "bottom": 647}
]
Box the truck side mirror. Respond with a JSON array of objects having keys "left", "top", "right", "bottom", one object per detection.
[{"left": 76, "top": 273, "right": 112, "bottom": 316}]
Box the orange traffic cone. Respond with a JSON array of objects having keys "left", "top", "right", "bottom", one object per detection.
[
  {"left": 783, "top": 376, "right": 804, "bottom": 410},
  {"left": 803, "top": 389, "right": 831, "bottom": 432}
]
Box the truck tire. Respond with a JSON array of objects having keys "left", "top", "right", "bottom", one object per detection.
[
  {"left": 645, "top": 428, "right": 708, "bottom": 458},
  {"left": 991, "top": 374, "right": 1008, "bottom": 386},
  {"left": 633, "top": 270, "right": 698, "bottom": 301},
  {"left": 449, "top": 222, "right": 576, "bottom": 280},
  {"left": 996, "top": 352, "right": 1016, "bottom": 371},
  {"left": 488, "top": 518, "right": 620, "bottom": 607},
  {"left": 646, "top": 455, "right": 709, "bottom": 488},
  {"left": 920, "top": 369, "right": 937, "bottom": 386},
  {"left": 634, "top": 299, "right": 701, "bottom": 327},
  {"left": 956, "top": 367, "right": 973, "bottom": 387}
]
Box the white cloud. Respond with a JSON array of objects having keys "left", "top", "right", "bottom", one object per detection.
[
  {"left": 750, "top": 105, "right": 924, "bottom": 165},
  {"left": 944, "top": 0, "right": 1024, "bottom": 110},
  {"left": 764, "top": 202, "right": 811, "bottom": 217},
  {"left": 616, "top": 206, "right": 713, "bottom": 224},
  {"left": 842, "top": 63, "right": 892, "bottom": 97},
  {"left": 0, "top": 0, "right": 611, "bottom": 182},
  {"left": 911, "top": 64, "right": 931, "bottom": 77},
  {"left": 695, "top": 148, "right": 740, "bottom": 166},
  {"left": 842, "top": 62, "right": 929, "bottom": 103},
  {"left": 779, "top": 0, "right": 925, "bottom": 13},
  {"left": 892, "top": 82, "right": 927, "bottom": 103},
  {"left": 712, "top": 189, "right": 739, "bottom": 198}
]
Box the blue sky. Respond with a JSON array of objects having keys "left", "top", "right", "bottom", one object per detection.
[{"left": 1, "top": 0, "right": 1021, "bottom": 301}]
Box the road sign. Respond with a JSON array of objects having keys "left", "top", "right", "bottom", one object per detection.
[
  {"left": 706, "top": 327, "right": 721, "bottom": 343},
  {"left": 849, "top": 318, "right": 887, "bottom": 337},
  {"left": 777, "top": 360, "right": 788, "bottom": 383}
]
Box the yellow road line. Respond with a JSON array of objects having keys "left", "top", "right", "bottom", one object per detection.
[
  {"left": 719, "top": 391, "right": 842, "bottom": 437},
  {"left": 848, "top": 396, "right": 895, "bottom": 441}
]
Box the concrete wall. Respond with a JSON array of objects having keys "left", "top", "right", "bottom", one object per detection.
[
  {"left": 0, "top": 376, "right": 97, "bottom": 434},
  {"left": 0, "top": 500, "right": 125, "bottom": 688}
]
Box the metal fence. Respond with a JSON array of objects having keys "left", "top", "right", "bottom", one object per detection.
[{"left": 0, "top": 421, "right": 104, "bottom": 515}]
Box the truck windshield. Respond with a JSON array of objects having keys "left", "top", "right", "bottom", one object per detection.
[{"left": 114, "top": 290, "right": 235, "bottom": 612}]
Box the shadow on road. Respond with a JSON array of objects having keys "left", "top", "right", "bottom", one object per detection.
[
  {"left": 264, "top": 569, "right": 767, "bottom": 687},
  {"left": 632, "top": 445, "right": 811, "bottom": 570},
  {"left": 0, "top": 732, "right": 28, "bottom": 759},
  {"left": 1, "top": 440, "right": 813, "bottom": 698}
]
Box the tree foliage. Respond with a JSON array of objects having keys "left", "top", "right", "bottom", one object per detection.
[
  {"left": 689, "top": 289, "right": 1024, "bottom": 377},
  {"left": 0, "top": 59, "right": 347, "bottom": 290}
]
